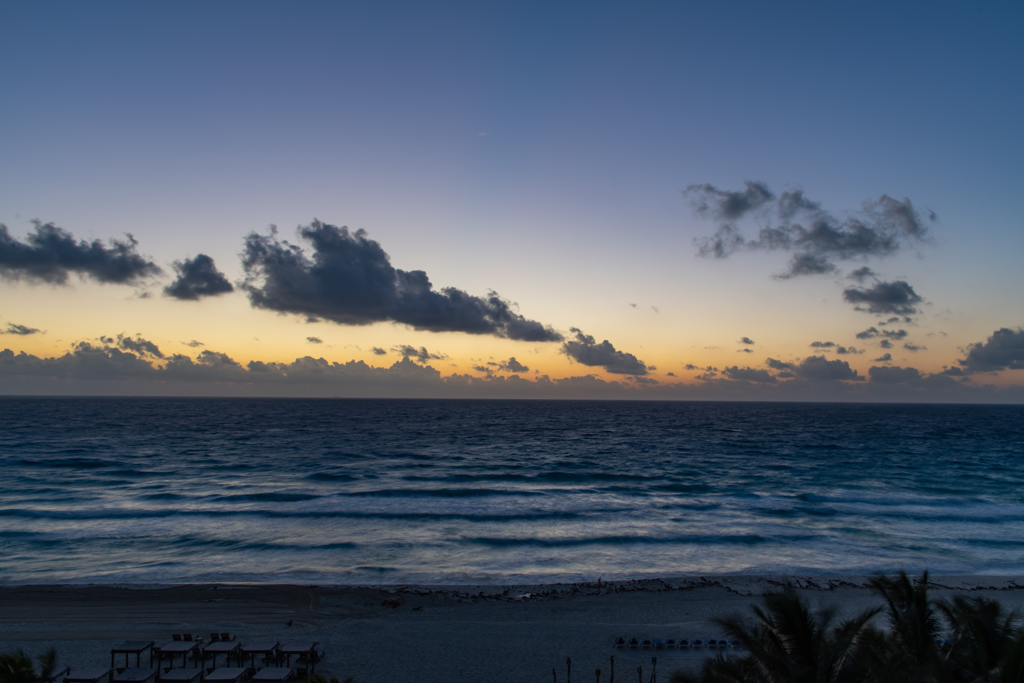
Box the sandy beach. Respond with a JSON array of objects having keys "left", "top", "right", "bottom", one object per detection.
[{"left": 2, "top": 576, "right": 1023, "bottom": 683}]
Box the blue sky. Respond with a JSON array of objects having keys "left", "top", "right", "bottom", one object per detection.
[{"left": 1, "top": 1, "right": 1022, "bottom": 399}]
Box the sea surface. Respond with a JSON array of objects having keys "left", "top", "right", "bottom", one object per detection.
[{"left": 1, "top": 398, "right": 1022, "bottom": 585}]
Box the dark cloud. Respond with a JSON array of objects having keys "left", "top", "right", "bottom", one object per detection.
[
  {"left": 903, "top": 343, "right": 925, "bottom": 352},
  {"left": 842, "top": 280, "right": 923, "bottom": 316},
  {"left": 869, "top": 366, "right": 923, "bottom": 384},
  {"left": 689, "top": 183, "right": 933, "bottom": 278},
  {"left": 686, "top": 181, "right": 775, "bottom": 224},
  {"left": 848, "top": 267, "right": 876, "bottom": 283},
  {"left": 737, "top": 348, "right": 754, "bottom": 354},
  {"left": 940, "top": 366, "right": 965, "bottom": 376},
  {"left": 646, "top": 365, "right": 657, "bottom": 371},
  {"left": 498, "top": 357, "right": 529, "bottom": 373},
  {"left": 307, "top": 337, "right": 323, "bottom": 344},
  {"left": 775, "top": 253, "right": 836, "bottom": 279},
  {"left": 3, "top": 323, "right": 42, "bottom": 335},
  {"left": 810, "top": 341, "right": 836, "bottom": 348},
  {"left": 958, "top": 328, "right": 1024, "bottom": 373},
  {"left": 766, "top": 358, "right": 795, "bottom": 371},
  {"left": 684, "top": 364, "right": 699, "bottom": 371},
  {"left": 115, "top": 333, "right": 163, "bottom": 358},
  {"left": 182, "top": 340, "right": 204, "bottom": 348},
  {"left": 856, "top": 327, "right": 909, "bottom": 340},
  {"left": 835, "top": 346, "right": 862, "bottom": 355},
  {"left": 879, "top": 339, "right": 893, "bottom": 349},
  {"left": 739, "top": 337, "right": 756, "bottom": 345},
  {"left": 394, "top": 345, "right": 447, "bottom": 363},
  {"left": 666, "top": 372, "right": 676, "bottom": 377},
  {"left": 561, "top": 328, "right": 647, "bottom": 375},
  {"left": 874, "top": 353, "right": 893, "bottom": 362},
  {"left": 472, "top": 365, "right": 492, "bottom": 373},
  {"left": 0, "top": 220, "right": 161, "bottom": 285},
  {"left": 795, "top": 355, "right": 863, "bottom": 382},
  {"left": 240, "top": 222, "right": 562, "bottom": 342},
  {"left": 723, "top": 366, "right": 777, "bottom": 383},
  {"left": 371, "top": 347, "right": 387, "bottom": 356},
  {"left": 164, "top": 254, "right": 234, "bottom": 301}
]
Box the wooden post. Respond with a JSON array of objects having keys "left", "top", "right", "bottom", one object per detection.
[
  {"left": 567, "top": 657, "right": 572, "bottom": 683},
  {"left": 610, "top": 655, "right": 615, "bottom": 683}
]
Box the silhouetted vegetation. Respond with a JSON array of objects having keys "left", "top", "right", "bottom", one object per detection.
[
  {"left": 0, "top": 649, "right": 57, "bottom": 683},
  {"left": 672, "top": 572, "right": 1024, "bottom": 683}
]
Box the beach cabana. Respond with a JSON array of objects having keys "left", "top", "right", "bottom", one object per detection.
[
  {"left": 251, "top": 669, "right": 293, "bottom": 683},
  {"left": 277, "top": 642, "right": 318, "bottom": 675},
  {"left": 114, "top": 668, "right": 158, "bottom": 683},
  {"left": 111, "top": 642, "right": 154, "bottom": 669},
  {"left": 202, "top": 642, "right": 241, "bottom": 668},
  {"left": 159, "top": 669, "right": 204, "bottom": 683},
  {"left": 65, "top": 668, "right": 113, "bottom": 683},
  {"left": 239, "top": 640, "right": 279, "bottom": 669},
  {"left": 155, "top": 641, "right": 200, "bottom": 668},
  {"left": 203, "top": 669, "right": 248, "bottom": 683}
]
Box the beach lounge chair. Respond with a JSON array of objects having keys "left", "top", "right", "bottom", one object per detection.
[
  {"left": 183, "top": 635, "right": 192, "bottom": 642},
  {"left": 641, "top": 640, "right": 652, "bottom": 650},
  {"left": 653, "top": 639, "right": 664, "bottom": 650},
  {"left": 211, "top": 634, "right": 221, "bottom": 643},
  {"left": 718, "top": 640, "right": 729, "bottom": 649},
  {"left": 173, "top": 635, "right": 182, "bottom": 642},
  {"left": 221, "top": 634, "right": 235, "bottom": 642},
  {"left": 614, "top": 637, "right": 625, "bottom": 649},
  {"left": 688, "top": 639, "right": 701, "bottom": 649},
  {"left": 664, "top": 639, "right": 677, "bottom": 649},
  {"left": 628, "top": 638, "right": 639, "bottom": 650}
]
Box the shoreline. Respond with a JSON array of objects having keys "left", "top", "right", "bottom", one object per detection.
[{"left": 3, "top": 575, "right": 1023, "bottom": 682}]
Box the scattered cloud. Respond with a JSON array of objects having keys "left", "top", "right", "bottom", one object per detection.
[
  {"left": 689, "top": 183, "right": 933, "bottom": 278},
  {"left": 856, "top": 327, "right": 909, "bottom": 340},
  {"left": 810, "top": 341, "right": 836, "bottom": 348},
  {"left": 182, "top": 340, "right": 204, "bottom": 348},
  {"left": 0, "top": 220, "right": 161, "bottom": 285},
  {"left": 371, "top": 347, "right": 387, "bottom": 356},
  {"left": 164, "top": 254, "right": 234, "bottom": 300},
  {"left": 240, "top": 222, "right": 561, "bottom": 341},
  {"left": 561, "top": 328, "right": 647, "bottom": 375},
  {"left": 307, "top": 337, "right": 323, "bottom": 344},
  {"left": 766, "top": 358, "right": 795, "bottom": 371},
  {"left": 114, "top": 333, "right": 163, "bottom": 358},
  {"left": 739, "top": 337, "right": 755, "bottom": 345},
  {"left": 958, "top": 327, "right": 1024, "bottom": 373},
  {"left": 393, "top": 345, "right": 447, "bottom": 363},
  {"left": 874, "top": 353, "right": 893, "bottom": 362},
  {"left": 879, "top": 340, "right": 893, "bottom": 349},
  {"left": 842, "top": 280, "right": 923, "bottom": 316},
  {"left": 498, "top": 357, "right": 529, "bottom": 373},
  {"left": 3, "top": 322, "right": 42, "bottom": 335},
  {"left": 666, "top": 372, "right": 676, "bottom": 377},
  {"left": 835, "top": 346, "right": 862, "bottom": 355},
  {"left": 903, "top": 343, "right": 925, "bottom": 352},
  {"left": 737, "top": 348, "right": 754, "bottom": 354}
]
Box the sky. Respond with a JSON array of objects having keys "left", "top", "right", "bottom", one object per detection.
[{"left": 1, "top": 1, "right": 1023, "bottom": 400}]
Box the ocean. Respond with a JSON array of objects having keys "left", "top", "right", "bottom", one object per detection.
[{"left": 1, "top": 397, "right": 1022, "bottom": 585}]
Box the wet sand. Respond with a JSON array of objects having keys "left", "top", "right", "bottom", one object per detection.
[{"left": 2, "top": 576, "right": 1023, "bottom": 683}]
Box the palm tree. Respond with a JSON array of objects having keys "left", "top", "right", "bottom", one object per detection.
[
  {"left": 937, "top": 595, "right": 1021, "bottom": 682},
  {"left": 0, "top": 649, "right": 57, "bottom": 683},
  {"left": 671, "top": 586, "right": 881, "bottom": 683},
  {"left": 868, "top": 570, "right": 946, "bottom": 682}
]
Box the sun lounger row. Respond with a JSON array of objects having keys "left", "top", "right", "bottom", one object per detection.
[
  {"left": 63, "top": 666, "right": 296, "bottom": 683},
  {"left": 170, "top": 634, "right": 236, "bottom": 644},
  {"left": 613, "top": 637, "right": 738, "bottom": 650}
]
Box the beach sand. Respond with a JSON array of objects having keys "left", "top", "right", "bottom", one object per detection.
[{"left": 2, "top": 576, "right": 1023, "bottom": 683}]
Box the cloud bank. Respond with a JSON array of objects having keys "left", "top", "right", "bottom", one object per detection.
[{"left": 240, "top": 221, "right": 562, "bottom": 342}]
